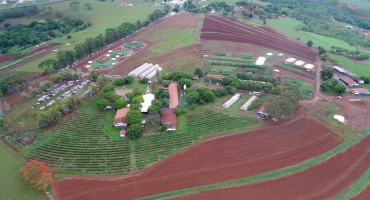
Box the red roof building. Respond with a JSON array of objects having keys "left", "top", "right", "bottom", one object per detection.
[
  {"left": 113, "top": 108, "right": 130, "bottom": 126},
  {"left": 161, "top": 108, "right": 177, "bottom": 131},
  {"left": 169, "top": 83, "right": 179, "bottom": 108}
]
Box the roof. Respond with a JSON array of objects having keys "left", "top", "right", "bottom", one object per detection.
[
  {"left": 349, "top": 88, "right": 370, "bottom": 94},
  {"left": 141, "top": 93, "right": 155, "bottom": 112},
  {"left": 161, "top": 108, "right": 177, "bottom": 129},
  {"left": 113, "top": 108, "right": 130, "bottom": 125},
  {"left": 120, "top": 130, "right": 127, "bottom": 137},
  {"left": 340, "top": 76, "right": 359, "bottom": 86},
  {"left": 207, "top": 74, "right": 225, "bottom": 79},
  {"left": 169, "top": 83, "right": 179, "bottom": 108},
  {"left": 333, "top": 66, "right": 346, "bottom": 73}
]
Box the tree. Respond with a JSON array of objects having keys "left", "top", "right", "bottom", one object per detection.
[
  {"left": 148, "top": 105, "right": 161, "bottom": 114},
  {"left": 318, "top": 46, "right": 326, "bottom": 55},
  {"left": 146, "top": 113, "right": 161, "bottom": 126},
  {"left": 8, "top": 49, "right": 22, "bottom": 59},
  {"left": 225, "top": 85, "right": 236, "bottom": 94},
  {"left": 125, "top": 110, "right": 142, "bottom": 125},
  {"left": 70, "top": 1, "right": 80, "bottom": 11},
  {"left": 265, "top": 86, "right": 301, "bottom": 120},
  {"left": 334, "top": 84, "right": 346, "bottom": 94},
  {"left": 160, "top": 124, "right": 167, "bottom": 132},
  {"left": 263, "top": 19, "right": 266, "bottom": 24},
  {"left": 20, "top": 160, "right": 54, "bottom": 190},
  {"left": 89, "top": 70, "right": 100, "bottom": 80},
  {"left": 84, "top": 3, "right": 92, "bottom": 10},
  {"left": 194, "top": 67, "right": 203, "bottom": 77},
  {"left": 3, "top": 23, "right": 10, "bottom": 29},
  {"left": 96, "top": 99, "right": 110, "bottom": 110},
  {"left": 360, "top": 76, "right": 370, "bottom": 84},
  {"left": 164, "top": 5, "right": 171, "bottom": 14},
  {"left": 151, "top": 99, "right": 162, "bottom": 108},
  {"left": 202, "top": 90, "right": 217, "bottom": 102},
  {"left": 320, "top": 69, "right": 333, "bottom": 80},
  {"left": 136, "top": 20, "right": 142, "bottom": 29},
  {"left": 67, "top": 35, "right": 72, "bottom": 39},
  {"left": 179, "top": 78, "right": 193, "bottom": 88},
  {"left": 39, "top": 59, "right": 58, "bottom": 73},
  {"left": 114, "top": 99, "right": 127, "bottom": 109},
  {"left": 128, "top": 124, "right": 143, "bottom": 139},
  {"left": 307, "top": 40, "right": 313, "bottom": 47},
  {"left": 185, "top": 91, "right": 200, "bottom": 104},
  {"left": 204, "top": 76, "right": 211, "bottom": 83}
]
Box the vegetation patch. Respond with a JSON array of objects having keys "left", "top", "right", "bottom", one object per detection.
[{"left": 283, "top": 79, "right": 313, "bottom": 99}]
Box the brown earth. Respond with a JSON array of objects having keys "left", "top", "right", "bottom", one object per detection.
[
  {"left": 0, "top": 54, "right": 11, "bottom": 62},
  {"left": 174, "top": 134, "right": 370, "bottom": 200},
  {"left": 271, "top": 65, "right": 315, "bottom": 84},
  {"left": 52, "top": 117, "right": 342, "bottom": 200},
  {"left": 201, "top": 15, "right": 318, "bottom": 62},
  {"left": 23, "top": 43, "right": 60, "bottom": 57}
]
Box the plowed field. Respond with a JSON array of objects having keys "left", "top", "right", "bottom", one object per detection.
[
  {"left": 201, "top": 16, "right": 317, "bottom": 62},
  {"left": 0, "top": 54, "right": 11, "bottom": 63},
  {"left": 174, "top": 135, "right": 370, "bottom": 200},
  {"left": 53, "top": 117, "right": 342, "bottom": 200}
]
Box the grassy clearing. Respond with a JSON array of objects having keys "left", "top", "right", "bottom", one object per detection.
[
  {"left": 283, "top": 78, "right": 313, "bottom": 99},
  {"left": 329, "top": 54, "right": 370, "bottom": 77},
  {"left": 334, "top": 168, "right": 370, "bottom": 200},
  {"left": 267, "top": 17, "right": 357, "bottom": 50},
  {"left": 339, "top": 0, "right": 370, "bottom": 10},
  {"left": 147, "top": 28, "right": 195, "bottom": 54},
  {"left": 0, "top": 142, "right": 44, "bottom": 200},
  {"left": 140, "top": 127, "right": 370, "bottom": 200},
  {"left": 168, "top": 57, "right": 205, "bottom": 74}
]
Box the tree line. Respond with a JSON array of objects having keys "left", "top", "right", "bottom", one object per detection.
[{"left": 265, "top": 86, "right": 301, "bottom": 120}]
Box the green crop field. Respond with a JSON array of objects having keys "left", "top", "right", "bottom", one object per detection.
[
  {"left": 0, "top": 143, "right": 44, "bottom": 200},
  {"left": 25, "top": 106, "right": 259, "bottom": 175},
  {"left": 267, "top": 18, "right": 357, "bottom": 50},
  {"left": 329, "top": 54, "right": 370, "bottom": 77}
]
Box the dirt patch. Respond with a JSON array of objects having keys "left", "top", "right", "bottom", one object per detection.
[
  {"left": 267, "top": 55, "right": 283, "bottom": 63},
  {"left": 0, "top": 54, "right": 11, "bottom": 63},
  {"left": 176, "top": 134, "right": 370, "bottom": 200},
  {"left": 52, "top": 117, "right": 342, "bottom": 200},
  {"left": 271, "top": 66, "right": 315, "bottom": 84},
  {"left": 201, "top": 16, "right": 318, "bottom": 62}
]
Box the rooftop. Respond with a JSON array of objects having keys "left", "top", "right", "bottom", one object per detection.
[
  {"left": 113, "top": 108, "right": 130, "bottom": 125},
  {"left": 349, "top": 88, "right": 370, "bottom": 94},
  {"left": 161, "top": 108, "right": 177, "bottom": 130},
  {"left": 141, "top": 93, "right": 155, "bottom": 112},
  {"left": 169, "top": 83, "right": 179, "bottom": 108},
  {"left": 340, "top": 76, "right": 359, "bottom": 86}
]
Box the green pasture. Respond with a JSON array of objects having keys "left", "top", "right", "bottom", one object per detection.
[
  {"left": 267, "top": 18, "right": 358, "bottom": 50},
  {"left": 329, "top": 54, "right": 370, "bottom": 77},
  {"left": 168, "top": 57, "right": 205, "bottom": 74},
  {"left": 0, "top": 143, "right": 44, "bottom": 200},
  {"left": 339, "top": 0, "right": 370, "bottom": 10},
  {"left": 209, "top": 65, "right": 238, "bottom": 75},
  {"left": 146, "top": 28, "right": 195, "bottom": 54}
]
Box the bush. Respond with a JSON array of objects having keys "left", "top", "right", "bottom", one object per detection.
[
  {"left": 139, "top": 78, "right": 149, "bottom": 84},
  {"left": 96, "top": 99, "right": 110, "bottom": 110},
  {"left": 67, "top": 35, "right": 72, "bottom": 39},
  {"left": 128, "top": 124, "right": 143, "bottom": 139},
  {"left": 160, "top": 124, "right": 167, "bottom": 132}
]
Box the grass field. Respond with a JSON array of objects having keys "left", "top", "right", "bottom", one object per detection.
[
  {"left": 0, "top": 143, "right": 45, "bottom": 200},
  {"left": 267, "top": 18, "right": 358, "bottom": 50},
  {"left": 284, "top": 78, "right": 313, "bottom": 99},
  {"left": 329, "top": 54, "right": 370, "bottom": 77},
  {"left": 339, "top": 0, "right": 370, "bottom": 10}
]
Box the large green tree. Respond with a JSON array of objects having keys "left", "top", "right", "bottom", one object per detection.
[
  {"left": 128, "top": 124, "right": 143, "bottom": 139},
  {"left": 125, "top": 110, "right": 142, "bottom": 125}
]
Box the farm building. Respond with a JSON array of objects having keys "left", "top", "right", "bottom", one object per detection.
[
  {"left": 340, "top": 76, "right": 359, "bottom": 87},
  {"left": 222, "top": 94, "right": 241, "bottom": 108},
  {"left": 128, "top": 63, "right": 153, "bottom": 77},
  {"left": 169, "top": 83, "right": 179, "bottom": 108},
  {"left": 255, "top": 57, "right": 266, "bottom": 65},
  {"left": 139, "top": 64, "right": 160, "bottom": 78},
  {"left": 120, "top": 130, "right": 127, "bottom": 138},
  {"left": 304, "top": 64, "right": 314, "bottom": 69},
  {"left": 240, "top": 95, "right": 257, "bottom": 110},
  {"left": 294, "top": 60, "right": 305, "bottom": 66},
  {"left": 333, "top": 66, "right": 348, "bottom": 75},
  {"left": 285, "top": 58, "right": 296, "bottom": 64},
  {"left": 161, "top": 108, "right": 177, "bottom": 131},
  {"left": 348, "top": 88, "right": 370, "bottom": 96},
  {"left": 141, "top": 93, "right": 155, "bottom": 112},
  {"left": 113, "top": 108, "right": 130, "bottom": 128},
  {"left": 146, "top": 67, "right": 162, "bottom": 79}
]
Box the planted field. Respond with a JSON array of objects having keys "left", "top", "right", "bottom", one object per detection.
[
  {"left": 0, "top": 142, "right": 44, "bottom": 200},
  {"left": 201, "top": 16, "right": 317, "bottom": 62},
  {"left": 174, "top": 134, "right": 370, "bottom": 200},
  {"left": 329, "top": 54, "right": 370, "bottom": 77},
  {"left": 283, "top": 78, "right": 313, "bottom": 99},
  {"left": 52, "top": 117, "right": 342, "bottom": 200}
]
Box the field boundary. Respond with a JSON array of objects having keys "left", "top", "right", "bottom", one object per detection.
[
  {"left": 139, "top": 127, "right": 370, "bottom": 200},
  {"left": 334, "top": 168, "right": 370, "bottom": 200}
]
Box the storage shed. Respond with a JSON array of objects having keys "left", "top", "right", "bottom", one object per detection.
[
  {"left": 161, "top": 108, "right": 177, "bottom": 131},
  {"left": 113, "top": 108, "right": 130, "bottom": 128},
  {"left": 340, "top": 76, "right": 359, "bottom": 87},
  {"left": 169, "top": 83, "right": 179, "bottom": 108}
]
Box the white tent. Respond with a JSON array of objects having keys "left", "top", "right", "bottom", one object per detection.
[
  {"left": 108, "top": 50, "right": 113, "bottom": 53},
  {"left": 112, "top": 58, "right": 116, "bottom": 61},
  {"left": 88, "top": 61, "right": 93, "bottom": 64},
  {"left": 86, "top": 65, "right": 91, "bottom": 68},
  {"left": 255, "top": 57, "right": 266, "bottom": 65},
  {"left": 285, "top": 58, "right": 296, "bottom": 63},
  {"left": 240, "top": 95, "right": 257, "bottom": 110},
  {"left": 116, "top": 55, "right": 120, "bottom": 58},
  {"left": 294, "top": 60, "right": 305, "bottom": 66},
  {"left": 106, "top": 54, "right": 110, "bottom": 57},
  {"left": 304, "top": 64, "right": 314, "bottom": 69},
  {"left": 222, "top": 94, "right": 241, "bottom": 108}
]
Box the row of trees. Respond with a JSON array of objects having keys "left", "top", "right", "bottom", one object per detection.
[
  {"left": 0, "top": 73, "right": 27, "bottom": 96},
  {"left": 320, "top": 78, "right": 346, "bottom": 94}
]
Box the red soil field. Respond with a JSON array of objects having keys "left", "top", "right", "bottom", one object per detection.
[
  {"left": 351, "top": 184, "right": 370, "bottom": 200},
  {"left": 23, "top": 43, "right": 60, "bottom": 57},
  {"left": 147, "top": 13, "right": 202, "bottom": 28},
  {"left": 201, "top": 16, "right": 317, "bottom": 62},
  {"left": 0, "top": 54, "right": 11, "bottom": 62},
  {"left": 53, "top": 117, "right": 342, "bottom": 200},
  {"left": 175, "top": 135, "right": 370, "bottom": 200},
  {"left": 271, "top": 65, "right": 315, "bottom": 84}
]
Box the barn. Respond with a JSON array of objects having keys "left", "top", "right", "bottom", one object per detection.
[
  {"left": 169, "top": 83, "right": 179, "bottom": 108},
  {"left": 113, "top": 108, "right": 130, "bottom": 128},
  {"left": 333, "top": 66, "right": 348, "bottom": 75},
  {"left": 349, "top": 88, "right": 370, "bottom": 96},
  {"left": 340, "top": 76, "right": 359, "bottom": 87},
  {"left": 161, "top": 108, "right": 177, "bottom": 131}
]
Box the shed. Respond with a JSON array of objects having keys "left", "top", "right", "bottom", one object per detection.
[
  {"left": 161, "top": 108, "right": 177, "bottom": 131},
  {"left": 120, "top": 130, "right": 127, "bottom": 138},
  {"left": 333, "top": 66, "right": 347, "bottom": 74},
  {"left": 169, "top": 83, "right": 179, "bottom": 108},
  {"left": 113, "top": 108, "right": 130, "bottom": 128},
  {"left": 340, "top": 76, "right": 359, "bottom": 87}
]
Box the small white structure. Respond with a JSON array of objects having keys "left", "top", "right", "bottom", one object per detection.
[
  {"left": 128, "top": 63, "right": 153, "bottom": 77},
  {"left": 108, "top": 50, "right": 113, "bottom": 53},
  {"left": 116, "top": 55, "right": 120, "bottom": 58},
  {"left": 86, "top": 65, "right": 91, "bottom": 68},
  {"left": 112, "top": 58, "right": 116, "bottom": 61},
  {"left": 285, "top": 58, "right": 296, "bottom": 63},
  {"left": 273, "top": 69, "right": 280, "bottom": 72},
  {"left": 346, "top": 26, "right": 353, "bottom": 29},
  {"left": 304, "top": 64, "right": 314, "bottom": 69},
  {"left": 146, "top": 67, "right": 163, "bottom": 79},
  {"left": 141, "top": 93, "right": 155, "bottom": 112},
  {"left": 88, "top": 61, "right": 93, "bottom": 64},
  {"left": 139, "top": 64, "right": 159, "bottom": 78},
  {"left": 294, "top": 60, "right": 305, "bottom": 66},
  {"left": 278, "top": 53, "right": 284, "bottom": 56},
  {"left": 222, "top": 94, "right": 241, "bottom": 108},
  {"left": 255, "top": 57, "right": 266, "bottom": 65},
  {"left": 1, "top": 1, "right": 7, "bottom": 4},
  {"left": 240, "top": 95, "right": 257, "bottom": 110},
  {"left": 266, "top": 53, "right": 273, "bottom": 56},
  {"left": 106, "top": 54, "right": 110, "bottom": 57},
  {"left": 334, "top": 115, "right": 345, "bottom": 123}
]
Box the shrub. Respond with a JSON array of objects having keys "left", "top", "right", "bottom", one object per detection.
[{"left": 128, "top": 124, "right": 143, "bottom": 139}]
